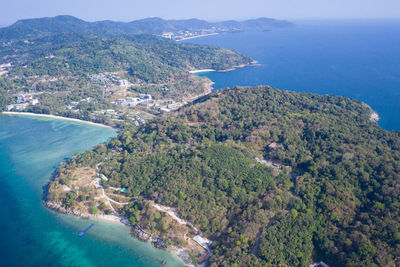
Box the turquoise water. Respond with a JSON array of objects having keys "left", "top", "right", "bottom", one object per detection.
[
  {"left": 183, "top": 20, "right": 400, "bottom": 131},
  {"left": 0, "top": 114, "right": 183, "bottom": 267}
]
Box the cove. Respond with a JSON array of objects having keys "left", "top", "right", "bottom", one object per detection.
[
  {"left": 0, "top": 114, "right": 183, "bottom": 267},
  {"left": 184, "top": 20, "right": 400, "bottom": 131}
]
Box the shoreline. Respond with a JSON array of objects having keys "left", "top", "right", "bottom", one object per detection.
[
  {"left": 45, "top": 200, "right": 193, "bottom": 266},
  {"left": 189, "top": 60, "right": 259, "bottom": 74},
  {"left": 45, "top": 201, "right": 129, "bottom": 226},
  {"left": 1, "top": 112, "right": 114, "bottom": 129},
  {"left": 176, "top": 32, "right": 219, "bottom": 42},
  {"left": 189, "top": 69, "right": 216, "bottom": 74}
]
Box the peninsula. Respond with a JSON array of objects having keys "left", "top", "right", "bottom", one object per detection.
[
  {"left": 1, "top": 15, "right": 399, "bottom": 267},
  {"left": 46, "top": 86, "right": 400, "bottom": 266}
]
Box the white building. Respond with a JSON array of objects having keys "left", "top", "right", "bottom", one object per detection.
[
  {"left": 30, "top": 98, "right": 39, "bottom": 105},
  {"left": 6, "top": 104, "right": 14, "bottom": 111},
  {"left": 161, "top": 32, "right": 174, "bottom": 39},
  {"left": 0, "top": 63, "right": 11, "bottom": 70},
  {"left": 159, "top": 107, "right": 171, "bottom": 112},
  {"left": 14, "top": 103, "right": 29, "bottom": 110}
]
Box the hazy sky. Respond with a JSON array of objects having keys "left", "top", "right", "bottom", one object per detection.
[{"left": 1, "top": 0, "right": 400, "bottom": 25}]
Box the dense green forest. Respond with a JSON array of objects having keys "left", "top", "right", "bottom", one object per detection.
[
  {"left": 2, "top": 33, "right": 251, "bottom": 83},
  {"left": 62, "top": 86, "right": 400, "bottom": 266}
]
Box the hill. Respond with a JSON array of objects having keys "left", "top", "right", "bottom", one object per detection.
[
  {"left": 0, "top": 28, "right": 252, "bottom": 124},
  {"left": 48, "top": 86, "right": 400, "bottom": 266},
  {"left": 3, "top": 33, "right": 252, "bottom": 82},
  {"left": 0, "top": 15, "right": 294, "bottom": 41}
]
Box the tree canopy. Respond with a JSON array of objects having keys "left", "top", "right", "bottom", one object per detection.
[{"left": 58, "top": 86, "right": 400, "bottom": 266}]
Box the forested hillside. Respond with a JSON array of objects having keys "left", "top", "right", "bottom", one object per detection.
[
  {"left": 0, "top": 23, "right": 251, "bottom": 123},
  {"left": 56, "top": 86, "right": 400, "bottom": 266},
  {"left": 2, "top": 33, "right": 251, "bottom": 83},
  {"left": 0, "top": 15, "right": 293, "bottom": 40}
]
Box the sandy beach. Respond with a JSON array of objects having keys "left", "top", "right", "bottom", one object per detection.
[
  {"left": 189, "top": 69, "right": 216, "bottom": 74},
  {"left": 89, "top": 213, "right": 130, "bottom": 225},
  {"left": 1, "top": 112, "right": 114, "bottom": 129},
  {"left": 167, "top": 246, "right": 195, "bottom": 267},
  {"left": 46, "top": 201, "right": 128, "bottom": 225},
  {"left": 176, "top": 32, "right": 219, "bottom": 42},
  {"left": 46, "top": 200, "right": 191, "bottom": 265},
  {"left": 189, "top": 60, "right": 259, "bottom": 74}
]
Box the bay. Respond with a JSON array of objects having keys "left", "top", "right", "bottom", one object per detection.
[
  {"left": 183, "top": 20, "right": 400, "bottom": 131},
  {"left": 0, "top": 114, "right": 183, "bottom": 267}
]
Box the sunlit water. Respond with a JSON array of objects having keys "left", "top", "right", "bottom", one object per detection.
[
  {"left": 0, "top": 114, "right": 183, "bottom": 267},
  {"left": 184, "top": 20, "right": 400, "bottom": 131}
]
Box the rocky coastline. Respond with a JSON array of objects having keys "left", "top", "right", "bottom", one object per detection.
[
  {"left": 45, "top": 201, "right": 129, "bottom": 225},
  {"left": 45, "top": 200, "right": 196, "bottom": 266}
]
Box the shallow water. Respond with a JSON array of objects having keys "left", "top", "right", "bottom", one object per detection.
[{"left": 0, "top": 114, "right": 183, "bottom": 267}]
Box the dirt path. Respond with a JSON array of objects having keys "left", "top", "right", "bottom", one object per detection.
[
  {"left": 252, "top": 217, "right": 277, "bottom": 256},
  {"left": 152, "top": 202, "right": 192, "bottom": 226},
  {"left": 91, "top": 178, "right": 129, "bottom": 214},
  {"left": 95, "top": 164, "right": 213, "bottom": 251}
]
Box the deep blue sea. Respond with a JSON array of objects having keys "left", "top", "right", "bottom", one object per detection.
[
  {"left": 183, "top": 20, "right": 400, "bottom": 131},
  {"left": 0, "top": 114, "right": 183, "bottom": 267},
  {"left": 1, "top": 20, "right": 399, "bottom": 267}
]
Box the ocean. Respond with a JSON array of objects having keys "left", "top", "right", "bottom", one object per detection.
[
  {"left": 1, "top": 19, "right": 399, "bottom": 267},
  {"left": 183, "top": 20, "right": 400, "bottom": 131},
  {"left": 0, "top": 114, "right": 183, "bottom": 267}
]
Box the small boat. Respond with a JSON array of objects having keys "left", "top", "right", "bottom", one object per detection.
[
  {"left": 161, "top": 260, "right": 166, "bottom": 265},
  {"left": 79, "top": 223, "right": 95, "bottom": 236}
]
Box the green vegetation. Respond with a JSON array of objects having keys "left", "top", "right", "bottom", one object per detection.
[
  {"left": 130, "top": 75, "right": 208, "bottom": 100},
  {"left": 120, "top": 198, "right": 191, "bottom": 246},
  {"left": 0, "top": 28, "right": 251, "bottom": 122},
  {"left": 5, "top": 15, "right": 398, "bottom": 267},
  {"left": 4, "top": 33, "right": 251, "bottom": 83},
  {"left": 0, "top": 15, "right": 293, "bottom": 41},
  {"left": 57, "top": 86, "right": 400, "bottom": 266}
]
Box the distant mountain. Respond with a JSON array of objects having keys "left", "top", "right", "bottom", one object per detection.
[
  {"left": 0, "top": 16, "right": 92, "bottom": 40},
  {"left": 0, "top": 15, "right": 294, "bottom": 41}
]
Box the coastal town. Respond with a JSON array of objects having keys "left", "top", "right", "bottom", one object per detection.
[
  {"left": 6, "top": 92, "right": 40, "bottom": 111},
  {"left": 86, "top": 72, "right": 210, "bottom": 125},
  {"left": 157, "top": 20, "right": 246, "bottom": 41},
  {"left": 157, "top": 17, "right": 294, "bottom": 41},
  {"left": 161, "top": 30, "right": 221, "bottom": 41},
  {"left": 2, "top": 68, "right": 214, "bottom": 129}
]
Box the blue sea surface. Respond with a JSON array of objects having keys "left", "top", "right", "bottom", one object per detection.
[
  {"left": 0, "top": 114, "right": 183, "bottom": 267},
  {"left": 183, "top": 20, "right": 400, "bottom": 131}
]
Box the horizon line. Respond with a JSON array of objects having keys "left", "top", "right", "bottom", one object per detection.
[{"left": 1, "top": 15, "right": 400, "bottom": 27}]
